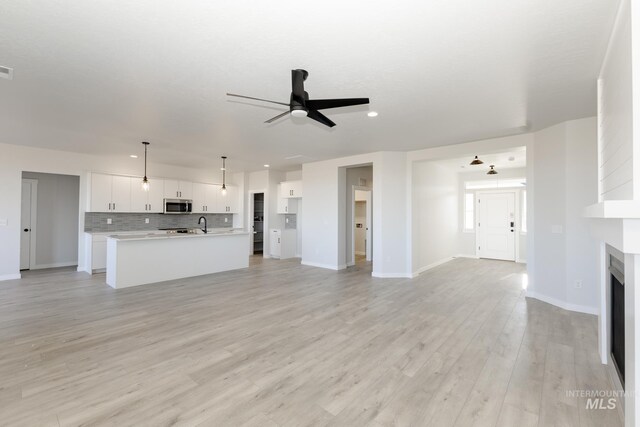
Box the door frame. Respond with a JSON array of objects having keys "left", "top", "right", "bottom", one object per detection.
[
  {"left": 247, "top": 190, "right": 266, "bottom": 256},
  {"left": 475, "top": 189, "right": 520, "bottom": 262},
  {"left": 21, "top": 178, "right": 38, "bottom": 270},
  {"left": 350, "top": 185, "right": 372, "bottom": 265}
]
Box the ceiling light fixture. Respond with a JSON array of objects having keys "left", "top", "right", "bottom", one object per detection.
[
  {"left": 470, "top": 156, "right": 484, "bottom": 165},
  {"left": 221, "top": 156, "right": 227, "bottom": 195},
  {"left": 141, "top": 142, "right": 150, "bottom": 191},
  {"left": 130, "top": 154, "right": 138, "bottom": 158},
  {"left": 487, "top": 165, "right": 498, "bottom": 175},
  {"left": 367, "top": 111, "right": 378, "bottom": 117},
  {"left": 264, "top": 164, "right": 270, "bottom": 168}
]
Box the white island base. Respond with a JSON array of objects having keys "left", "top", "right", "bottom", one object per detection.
[{"left": 106, "top": 231, "right": 250, "bottom": 289}]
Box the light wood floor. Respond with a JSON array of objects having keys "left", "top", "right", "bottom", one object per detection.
[{"left": 0, "top": 257, "right": 622, "bottom": 427}]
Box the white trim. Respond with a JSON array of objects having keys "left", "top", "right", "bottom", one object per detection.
[
  {"left": 372, "top": 271, "right": 414, "bottom": 278},
  {"left": 301, "top": 261, "right": 342, "bottom": 270},
  {"left": 413, "top": 256, "right": 455, "bottom": 276},
  {"left": 525, "top": 290, "right": 598, "bottom": 315},
  {"left": 455, "top": 254, "right": 479, "bottom": 259},
  {"left": 515, "top": 258, "right": 526, "bottom": 264},
  {"left": 21, "top": 178, "right": 38, "bottom": 270},
  {"left": 31, "top": 262, "right": 77, "bottom": 270},
  {"left": 0, "top": 273, "right": 21, "bottom": 281}
]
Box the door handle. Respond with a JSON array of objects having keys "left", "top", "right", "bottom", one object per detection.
[
  {"left": 510, "top": 221, "right": 514, "bottom": 227},
  {"left": 23, "top": 228, "right": 29, "bottom": 232}
]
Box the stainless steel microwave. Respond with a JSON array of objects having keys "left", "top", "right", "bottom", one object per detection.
[{"left": 163, "top": 199, "right": 193, "bottom": 214}]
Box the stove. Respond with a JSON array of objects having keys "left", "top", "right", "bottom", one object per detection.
[{"left": 158, "top": 228, "right": 198, "bottom": 234}]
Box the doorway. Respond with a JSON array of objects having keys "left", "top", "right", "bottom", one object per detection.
[
  {"left": 476, "top": 191, "right": 517, "bottom": 261},
  {"left": 20, "top": 172, "right": 80, "bottom": 270},
  {"left": 251, "top": 192, "right": 264, "bottom": 255},
  {"left": 353, "top": 189, "right": 372, "bottom": 264},
  {"left": 20, "top": 179, "right": 38, "bottom": 270}
]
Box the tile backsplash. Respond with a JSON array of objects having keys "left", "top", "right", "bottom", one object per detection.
[
  {"left": 85, "top": 213, "right": 233, "bottom": 233},
  {"left": 284, "top": 214, "right": 297, "bottom": 230}
]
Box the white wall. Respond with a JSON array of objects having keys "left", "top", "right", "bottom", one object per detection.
[
  {"left": 302, "top": 152, "right": 407, "bottom": 277},
  {"left": 528, "top": 118, "right": 599, "bottom": 313},
  {"left": 22, "top": 172, "right": 80, "bottom": 268},
  {"left": 598, "top": 0, "right": 634, "bottom": 201},
  {"left": 0, "top": 142, "right": 241, "bottom": 280},
  {"left": 412, "top": 161, "right": 458, "bottom": 272}
]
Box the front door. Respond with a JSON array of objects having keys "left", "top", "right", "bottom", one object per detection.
[{"left": 477, "top": 191, "right": 515, "bottom": 261}]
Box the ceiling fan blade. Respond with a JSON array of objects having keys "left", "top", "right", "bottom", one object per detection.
[
  {"left": 226, "top": 93, "right": 290, "bottom": 107},
  {"left": 305, "top": 98, "right": 370, "bottom": 111},
  {"left": 291, "top": 70, "right": 306, "bottom": 101},
  {"left": 307, "top": 110, "right": 336, "bottom": 128},
  {"left": 264, "top": 110, "right": 290, "bottom": 124}
]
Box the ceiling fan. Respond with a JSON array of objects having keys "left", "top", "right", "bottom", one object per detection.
[{"left": 226, "top": 69, "right": 370, "bottom": 128}]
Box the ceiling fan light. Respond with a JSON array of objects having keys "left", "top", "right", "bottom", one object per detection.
[
  {"left": 290, "top": 109, "right": 308, "bottom": 118},
  {"left": 487, "top": 165, "right": 498, "bottom": 175},
  {"left": 470, "top": 155, "right": 484, "bottom": 165}
]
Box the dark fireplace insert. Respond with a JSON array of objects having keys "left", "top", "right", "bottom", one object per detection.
[{"left": 610, "top": 256, "right": 625, "bottom": 388}]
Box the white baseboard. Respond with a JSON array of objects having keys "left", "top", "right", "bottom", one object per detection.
[
  {"left": 371, "top": 271, "right": 413, "bottom": 278},
  {"left": 525, "top": 290, "right": 598, "bottom": 315},
  {"left": 301, "top": 261, "right": 341, "bottom": 270},
  {"left": 346, "top": 261, "right": 355, "bottom": 267},
  {"left": 515, "top": 258, "right": 527, "bottom": 264},
  {"left": 31, "top": 262, "right": 77, "bottom": 270},
  {"left": 413, "top": 257, "right": 455, "bottom": 277},
  {"left": 455, "top": 254, "right": 479, "bottom": 259},
  {"left": 0, "top": 273, "right": 21, "bottom": 281}
]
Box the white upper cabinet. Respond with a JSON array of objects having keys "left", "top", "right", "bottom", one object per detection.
[
  {"left": 193, "top": 183, "right": 218, "bottom": 213},
  {"left": 215, "top": 184, "right": 238, "bottom": 213},
  {"left": 131, "top": 177, "right": 164, "bottom": 213},
  {"left": 89, "top": 173, "right": 131, "bottom": 212},
  {"left": 164, "top": 180, "right": 193, "bottom": 199},
  {"left": 277, "top": 184, "right": 297, "bottom": 214},
  {"left": 280, "top": 180, "right": 303, "bottom": 198}
]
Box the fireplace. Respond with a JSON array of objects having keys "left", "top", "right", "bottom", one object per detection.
[{"left": 610, "top": 254, "right": 625, "bottom": 388}]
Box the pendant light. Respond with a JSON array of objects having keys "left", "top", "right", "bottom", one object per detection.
[
  {"left": 141, "top": 141, "right": 150, "bottom": 191},
  {"left": 470, "top": 155, "right": 484, "bottom": 165},
  {"left": 487, "top": 165, "right": 498, "bottom": 175},
  {"left": 221, "top": 156, "right": 227, "bottom": 195}
]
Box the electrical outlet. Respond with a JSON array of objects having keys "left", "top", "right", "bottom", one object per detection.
[
  {"left": 574, "top": 280, "right": 583, "bottom": 289},
  {"left": 145, "top": 218, "right": 149, "bottom": 224},
  {"left": 224, "top": 217, "right": 228, "bottom": 223},
  {"left": 0, "top": 218, "right": 7, "bottom": 226},
  {"left": 285, "top": 217, "right": 289, "bottom": 223},
  {"left": 107, "top": 218, "right": 112, "bottom": 225}
]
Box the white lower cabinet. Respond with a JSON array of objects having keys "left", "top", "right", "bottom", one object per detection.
[
  {"left": 85, "top": 233, "right": 107, "bottom": 273},
  {"left": 269, "top": 229, "right": 296, "bottom": 259}
]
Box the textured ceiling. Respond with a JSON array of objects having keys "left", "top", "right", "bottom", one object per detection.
[{"left": 0, "top": 0, "right": 619, "bottom": 171}]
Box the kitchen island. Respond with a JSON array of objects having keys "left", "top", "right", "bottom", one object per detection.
[{"left": 106, "top": 230, "right": 250, "bottom": 289}]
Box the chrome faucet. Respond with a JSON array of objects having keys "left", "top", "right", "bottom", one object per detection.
[{"left": 198, "top": 216, "right": 207, "bottom": 234}]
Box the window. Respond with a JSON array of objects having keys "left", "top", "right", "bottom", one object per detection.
[
  {"left": 465, "top": 178, "right": 526, "bottom": 190},
  {"left": 464, "top": 192, "right": 475, "bottom": 231},
  {"left": 521, "top": 190, "right": 527, "bottom": 233}
]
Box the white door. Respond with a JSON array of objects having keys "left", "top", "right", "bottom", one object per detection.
[
  {"left": 364, "top": 192, "right": 372, "bottom": 262},
  {"left": 477, "top": 192, "right": 516, "bottom": 261},
  {"left": 20, "top": 180, "right": 36, "bottom": 270}
]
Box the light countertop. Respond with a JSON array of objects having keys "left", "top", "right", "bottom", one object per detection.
[{"left": 106, "top": 229, "right": 250, "bottom": 241}]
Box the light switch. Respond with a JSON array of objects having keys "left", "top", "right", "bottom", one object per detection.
[
  {"left": 107, "top": 218, "right": 112, "bottom": 225},
  {"left": 0, "top": 218, "right": 7, "bottom": 226}
]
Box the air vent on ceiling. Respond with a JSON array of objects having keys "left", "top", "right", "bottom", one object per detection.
[{"left": 0, "top": 66, "right": 13, "bottom": 80}]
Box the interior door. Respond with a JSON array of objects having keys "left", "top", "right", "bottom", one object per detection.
[
  {"left": 364, "top": 192, "right": 372, "bottom": 261},
  {"left": 20, "top": 180, "right": 33, "bottom": 270},
  {"left": 478, "top": 192, "right": 515, "bottom": 261}
]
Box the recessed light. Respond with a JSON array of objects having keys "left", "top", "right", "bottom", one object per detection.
[
  {"left": 367, "top": 111, "right": 378, "bottom": 117},
  {"left": 264, "top": 164, "right": 270, "bottom": 168},
  {"left": 129, "top": 154, "right": 138, "bottom": 158}
]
